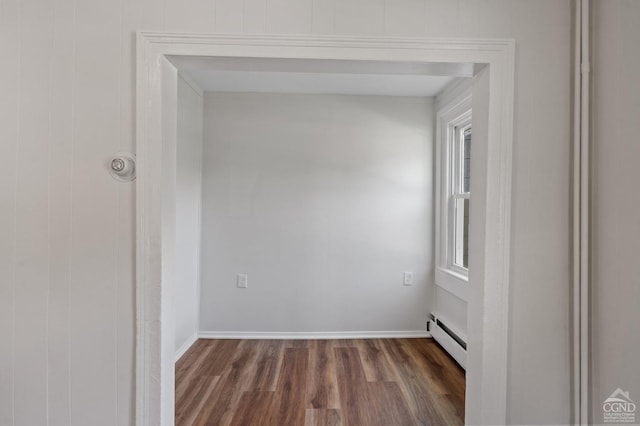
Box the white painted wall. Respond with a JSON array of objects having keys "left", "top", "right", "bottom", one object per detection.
[
  {"left": 591, "top": 1, "right": 640, "bottom": 422},
  {"left": 0, "top": 1, "right": 572, "bottom": 424},
  {"left": 199, "top": 92, "right": 434, "bottom": 334},
  {"left": 174, "top": 76, "right": 203, "bottom": 357},
  {"left": 435, "top": 286, "right": 467, "bottom": 337}
]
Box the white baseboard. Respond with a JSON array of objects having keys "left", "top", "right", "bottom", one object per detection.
[
  {"left": 198, "top": 330, "right": 431, "bottom": 340},
  {"left": 175, "top": 332, "right": 198, "bottom": 362}
]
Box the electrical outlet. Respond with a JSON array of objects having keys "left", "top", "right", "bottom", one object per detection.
[
  {"left": 403, "top": 272, "right": 413, "bottom": 286},
  {"left": 237, "top": 274, "right": 248, "bottom": 288}
]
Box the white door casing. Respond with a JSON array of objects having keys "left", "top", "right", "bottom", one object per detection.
[{"left": 136, "top": 33, "right": 515, "bottom": 426}]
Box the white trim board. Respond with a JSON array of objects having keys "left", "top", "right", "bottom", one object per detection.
[
  {"left": 198, "top": 331, "right": 431, "bottom": 340},
  {"left": 136, "top": 32, "right": 515, "bottom": 426},
  {"left": 174, "top": 333, "right": 198, "bottom": 363}
]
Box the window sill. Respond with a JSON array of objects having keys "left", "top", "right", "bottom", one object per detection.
[{"left": 435, "top": 268, "right": 468, "bottom": 302}]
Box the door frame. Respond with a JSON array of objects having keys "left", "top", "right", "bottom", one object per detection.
[{"left": 136, "top": 32, "right": 515, "bottom": 425}]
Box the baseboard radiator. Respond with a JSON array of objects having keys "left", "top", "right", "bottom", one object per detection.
[{"left": 429, "top": 314, "right": 466, "bottom": 370}]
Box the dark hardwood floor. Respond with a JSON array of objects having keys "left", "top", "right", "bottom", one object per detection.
[{"left": 175, "top": 338, "right": 465, "bottom": 426}]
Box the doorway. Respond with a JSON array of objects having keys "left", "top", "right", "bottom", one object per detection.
[{"left": 135, "top": 33, "right": 515, "bottom": 426}]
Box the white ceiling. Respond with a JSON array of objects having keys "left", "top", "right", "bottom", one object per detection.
[
  {"left": 182, "top": 69, "right": 456, "bottom": 96},
  {"left": 172, "top": 56, "right": 472, "bottom": 97}
]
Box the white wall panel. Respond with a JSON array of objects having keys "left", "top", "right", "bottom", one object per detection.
[
  {"left": 165, "top": 0, "right": 214, "bottom": 32},
  {"left": 69, "top": 0, "right": 122, "bottom": 423},
  {"left": 267, "top": 0, "right": 313, "bottom": 34},
  {"left": 0, "top": 1, "right": 574, "bottom": 425},
  {"left": 311, "top": 0, "right": 335, "bottom": 34},
  {"left": 457, "top": 0, "right": 512, "bottom": 37},
  {"left": 384, "top": 0, "right": 427, "bottom": 36},
  {"left": 422, "top": 0, "right": 459, "bottom": 36},
  {"left": 47, "top": 0, "right": 77, "bottom": 424},
  {"left": 13, "top": 0, "right": 54, "bottom": 424},
  {"left": 334, "top": 0, "right": 384, "bottom": 35},
  {"left": 214, "top": 0, "right": 243, "bottom": 32},
  {"left": 591, "top": 1, "right": 640, "bottom": 423},
  {"left": 243, "top": 0, "right": 267, "bottom": 33},
  {"left": 0, "top": 0, "right": 21, "bottom": 423}
]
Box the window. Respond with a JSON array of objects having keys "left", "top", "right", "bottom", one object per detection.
[
  {"left": 452, "top": 125, "right": 471, "bottom": 270},
  {"left": 435, "top": 89, "right": 472, "bottom": 300},
  {"left": 446, "top": 117, "right": 471, "bottom": 276}
]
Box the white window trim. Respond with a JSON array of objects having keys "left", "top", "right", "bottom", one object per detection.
[
  {"left": 435, "top": 81, "right": 473, "bottom": 302},
  {"left": 449, "top": 118, "right": 471, "bottom": 274}
]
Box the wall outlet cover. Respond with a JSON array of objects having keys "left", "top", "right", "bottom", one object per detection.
[{"left": 237, "top": 273, "right": 248, "bottom": 288}]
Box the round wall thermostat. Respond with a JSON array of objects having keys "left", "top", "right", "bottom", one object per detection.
[{"left": 108, "top": 152, "right": 136, "bottom": 182}]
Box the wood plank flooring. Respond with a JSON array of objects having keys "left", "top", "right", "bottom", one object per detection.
[{"left": 176, "top": 338, "right": 465, "bottom": 426}]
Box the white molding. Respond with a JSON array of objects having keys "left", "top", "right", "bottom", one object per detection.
[
  {"left": 174, "top": 333, "right": 198, "bottom": 362},
  {"left": 436, "top": 77, "right": 474, "bottom": 111},
  {"left": 136, "top": 32, "right": 516, "bottom": 426},
  {"left": 573, "top": 1, "right": 590, "bottom": 424},
  {"left": 177, "top": 72, "right": 204, "bottom": 97},
  {"left": 198, "top": 331, "right": 431, "bottom": 340}
]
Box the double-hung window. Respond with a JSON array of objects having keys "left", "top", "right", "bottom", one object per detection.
[
  {"left": 451, "top": 124, "right": 471, "bottom": 272},
  {"left": 435, "top": 90, "right": 472, "bottom": 300}
]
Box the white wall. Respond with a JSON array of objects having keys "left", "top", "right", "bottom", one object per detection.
[
  {"left": 591, "top": 1, "right": 640, "bottom": 422},
  {"left": 199, "top": 92, "right": 434, "bottom": 334},
  {"left": 435, "top": 286, "right": 467, "bottom": 337},
  {"left": 0, "top": 1, "right": 572, "bottom": 424},
  {"left": 174, "top": 76, "right": 203, "bottom": 357}
]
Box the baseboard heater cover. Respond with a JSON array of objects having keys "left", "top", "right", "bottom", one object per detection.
[{"left": 429, "top": 315, "right": 467, "bottom": 370}]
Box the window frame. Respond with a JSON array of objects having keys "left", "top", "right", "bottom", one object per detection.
[
  {"left": 435, "top": 88, "right": 472, "bottom": 301},
  {"left": 450, "top": 122, "right": 471, "bottom": 272}
]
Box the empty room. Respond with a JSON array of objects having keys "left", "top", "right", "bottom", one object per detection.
[{"left": 171, "top": 59, "right": 474, "bottom": 425}]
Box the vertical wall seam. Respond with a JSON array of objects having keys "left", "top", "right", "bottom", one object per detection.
[
  {"left": 573, "top": 0, "right": 591, "bottom": 424},
  {"left": 241, "top": 0, "right": 245, "bottom": 32},
  {"left": 382, "top": 0, "right": 387, "bottom": 35},
  {"left": 263, "top": 0, "right": 267, "bottom": 33},
  {"left": 265, "top": 0, "right": 270, "bottom": 33},
  {"left": 579, "top": 1, "right": 590, "bottom": 424},
  {"left": 212, "top": 0, "right": 216, "bottom": 32},
  {"left": 331, "top": 0, "right": 335, "bottom": 34},
  {"left": 115, "top": 183, "right": 121, "bottom": 426},
  {"left": 162, "top": 0, "right": 167, "bottom": 31},
  {"left": 11, "top": 0, "right": 22, "bottom": 423},
  {"left": 572, "top": 1, "right": 582, "bottom": 424},
  {"left": 46, "top": 0, "right": 55, "bottom": 422},
  {"left": 67, "top": 0, "right": 78, "bottom": 423}
]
